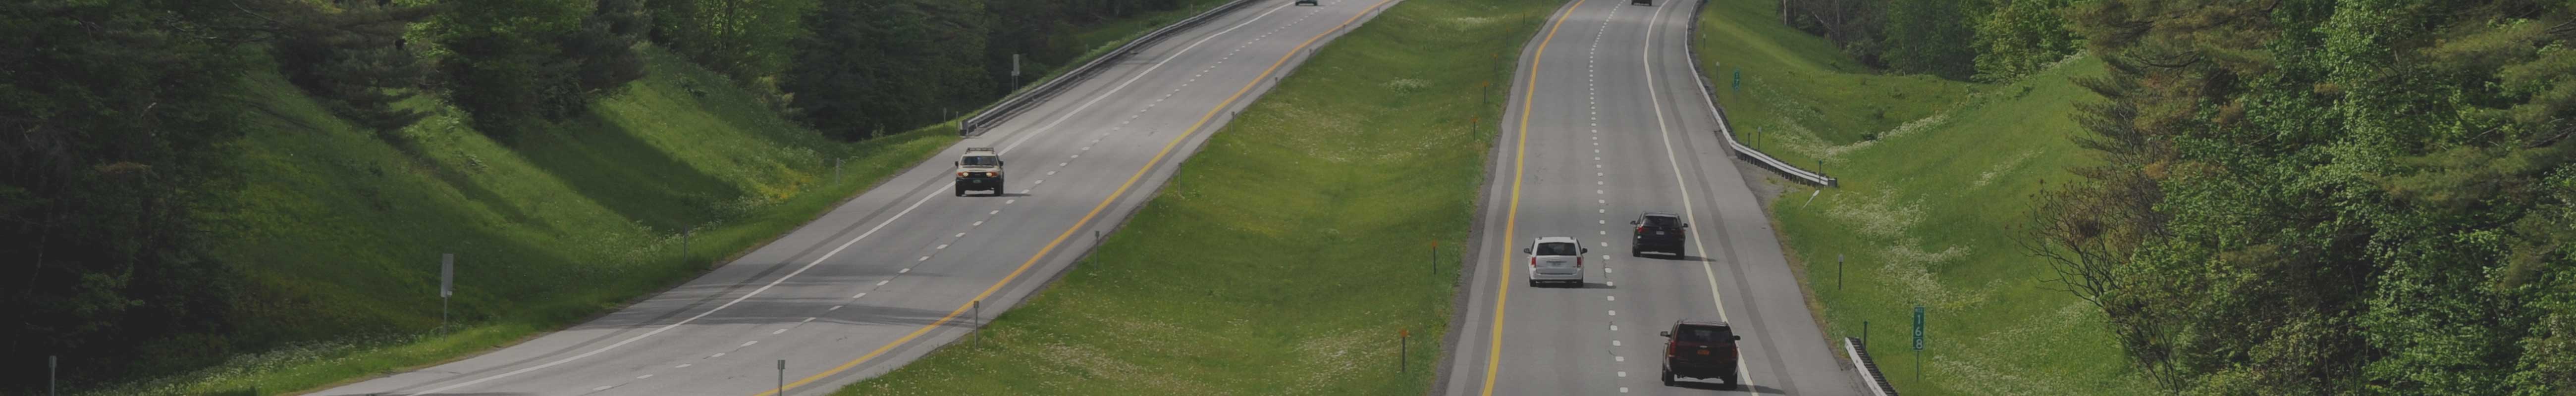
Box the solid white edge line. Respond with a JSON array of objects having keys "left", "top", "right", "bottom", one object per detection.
[{"left": 1636, "top": 0, "right": 1759, "bottom": 390}]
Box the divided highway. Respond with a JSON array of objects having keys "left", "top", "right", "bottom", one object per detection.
[
  {"left": 314, "top": 0, "right": 1395, "bottom": 395},
  {"left": 1438, "top": 0, "right": 1863, "bottom": 395}
]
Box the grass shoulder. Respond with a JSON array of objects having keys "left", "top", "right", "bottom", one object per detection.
[{"left": 828, "top": 0, "right": 1558, "bottom": 394}]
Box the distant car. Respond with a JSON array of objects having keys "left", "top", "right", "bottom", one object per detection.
[
  {"left": 1294, "top": 0, "right": 1319, "bottom": 5},
  {"left": 1660, "top": 320, "right": 1741, "bottom": 388},
  {"left": 1523, "top": 236, "right": 1587, "bottom": 287},
  {"left": 1631, "top": 0, "right": 1652, "bottom": 5},
  {"left": 954, "top": 148, "right": 1005, "bottom": 196},
  {"left": 1630, "top": 212, "right": 1688, "bottom": 257}
]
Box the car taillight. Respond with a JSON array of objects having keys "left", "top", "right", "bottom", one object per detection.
[
  {"left": 1529, "top": 257, "right": 1536, "bottom": 267},
  {"left": 1636, "top": 226, "right": 1646, "bottom": 234},
  {"left": 958, "top": 172, "right": 968, "bottom": 177},
  {"left": 989, "top": 171, "right": 1001, "bottom": 177},
  {"left": 1665, "top": 342, "right": 1679, "bottom": 358},
  {"left": 1576, "top": 257, "right": 1583, "bottom": 268}
]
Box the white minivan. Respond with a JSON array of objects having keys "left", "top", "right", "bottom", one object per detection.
[{"left": 1524, "top": 236, "right": 1587, "bottom": 287}]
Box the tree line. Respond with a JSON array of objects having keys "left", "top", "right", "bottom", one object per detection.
[
  {"left": 2029, "top": 0, "right": 2576, "bottom": 394},
  {"left": 0, "top": 0, "right": 1206, "bottom": 390},
  {"left": 1776, "top": 0, "right": 2082, "bottom": 82}
]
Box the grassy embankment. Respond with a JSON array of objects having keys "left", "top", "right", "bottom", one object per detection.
[
  {"left": 830, "top": 0, "right": 1557, "bottom": 394},
  {"left": 91, "top": 49, "right": 953, "bottom": 396},
  {"left": 96, "top": 4, "right": 1241, "bottom": 392},
  {"left": 1690, "top": 0, "right": 2155, "bottom": 395}
]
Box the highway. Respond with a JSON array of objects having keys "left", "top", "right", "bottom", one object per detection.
[
  {"left": 312, "top": 0, "right": 1395, "bottom": 395},
  {"left": 1436, "top": 0, "right": 1863, "bottom": 395}
]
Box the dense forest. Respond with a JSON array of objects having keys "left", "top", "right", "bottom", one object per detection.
[
  {"left": 0, "top": 0, "right": 1207, "bottom": 390},
  {"left": 2026, "top": 0, "right": 2576, "bottom": 394},
  {"left": 1781, "top": 0, "right": 2576, "bottom": 393}
]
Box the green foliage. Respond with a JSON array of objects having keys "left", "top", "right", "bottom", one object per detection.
[
  {"left": 784, "top": 0, "right": 995, "bottom": 139},
  {"left": 643, "top": 0, "right": 816, "bottom": 82},
  {"left": 270, "top": 0, "right": 440, "bottom": 133},
  {"left": 1878, "top": 0, "right": 1984, "bottom": 80},
  {"left": 1971, "top": 0, "right": 2078, "bottom": 82},
  {"left": 426, "top": 0, "right": 646, "bottom": 134},
  {"left": 0, "top": 0, "right": 259, "bottom": 389},
  {"left": 2034, "top": 0, "right": 2576, "bottom": 393}
]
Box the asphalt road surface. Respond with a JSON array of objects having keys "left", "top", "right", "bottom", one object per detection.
[
  {"left": 314, "top": 1, "right": 1396, "bottom": 395},
  {"left": 1437, "top": 0, "right": 1864, "bottom": 395}
]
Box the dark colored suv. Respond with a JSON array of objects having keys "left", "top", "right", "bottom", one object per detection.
[
  {"left": 1630, "top": 212, "right": 1688, "bottom": 257},
  {"left": 1294, "top": 0, "right": 1318, "bottom": 5},
  {"left": 1660, "top": 320, "right": 1741, "bottom": 388},
  {"left": 1631, "top": 0, "right": 1652, "bottom": 5}
]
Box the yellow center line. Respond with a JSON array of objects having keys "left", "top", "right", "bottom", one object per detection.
[
  {"left": 750, "top": 0, "right": 1401, "bottom": 394},
  {"left": 1480, "top": 0, "right": 1587, "bottom": 395}
]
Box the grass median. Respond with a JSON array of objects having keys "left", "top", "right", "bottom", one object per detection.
[
  {"left": 829, "top": 0, "right": 1559, "bottom": 394},
  {"left": 1686, "top": 0, "right": 2155, "bottom": 394}
]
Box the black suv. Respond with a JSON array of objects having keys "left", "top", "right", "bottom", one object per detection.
[
  {"left": 1660, "top": 320, "right": 1741, "bottom": 388},
  {"left": 1630, "top": 212, "right": 1688, "bottom": 257},
  {"left": 1294, "top": 0, "right": 1318, "bottom": 5},
  {"left": 1631, "top": 0, "right": 1652, "bottom": 5}
]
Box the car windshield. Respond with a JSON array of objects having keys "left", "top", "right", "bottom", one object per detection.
[
  {"left": 962, "top": 156, "right": 999, "bottom": 166},
  {"left": 1535, "top": 242, "right": 1578, "bottom": 256},
  {"left": 1675, "top": 325, "right": 1732, "bottom": 343},
  {"left": 1644, "top": 215, "right": 1680, "bottom": 228}
]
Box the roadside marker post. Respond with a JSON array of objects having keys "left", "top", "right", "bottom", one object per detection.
[
  {"left": 973, "top": 299, "right": 984, "bottom": 349},
  {"left": 1914, "top": 305, "right": 1927, "bottom": 382},
  {"left": 440, "top": 253, "right": 454, "bottom": 329},
  {"left": 1400, "top": 329, "right": 1410, "bottom": 373},
  {"left": 1837, "top": 254, "right": 1844, "bottom": 291},
  {"left": 776, "top": 359, "right": 786, "bottom": 396},
  {"left": 49, "top": 355, "right": 56, "bottom": 396}
]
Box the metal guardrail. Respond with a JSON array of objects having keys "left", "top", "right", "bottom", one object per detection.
[
  {"left": 1678, "top": 0, "right": 1837, "bottom": 186},
  {"left": 957, "top": 0, "right": 1260, "bottom": 136},
  {"left": 1844, "top": 337, "right": 1900, "bottom": 396}
]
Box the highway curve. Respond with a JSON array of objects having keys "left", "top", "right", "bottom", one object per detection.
[
  {"left": 312, "top": 0, "right": 1396, "bottom": 395},
  {"left": 1437, "top": 0, "right": 1863, "bottom": 395}
]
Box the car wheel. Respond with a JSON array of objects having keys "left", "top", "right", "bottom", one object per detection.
[
  {"left": 954, "top": 189, "right": 965, "bottom": 197},
  {"left": 1661, "top": 368, "right": 1677, "bottom": 386},
  {"left": 1527, "top": 279, "right": 1538, "bottom": 288},
  {"left": 1630, "top": 249, "right": 1643, "bottom": 257}
]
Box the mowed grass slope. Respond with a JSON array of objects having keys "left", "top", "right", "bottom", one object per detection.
[
  {"left": 1769, "top": 58, "right": 2154, "bottom": 396},
  {"left": 1686, "top": 1, "right": 2156, "bottom": 393},
  {"left": 1691, "top": 0, "right": 1974, "bottom": 167},
  {"left": 831, "top": 0, "right": 1556, "bottom": 394},
  {"left": 101, "top": 50, "right": 958, "bottom": 396}
]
